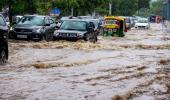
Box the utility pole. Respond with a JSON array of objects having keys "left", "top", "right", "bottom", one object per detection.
[
  {"left": 8, "top": 0, "right": 13, "bottom": 26},
  {"left": 71, "top": 7, "right": 74, "bottom": 16},
  {"left": 137, "top": 0, "right": 139, "bottom": 15},
  {"left": 109, "top": 2, "right": 112, "bottom": 15}
]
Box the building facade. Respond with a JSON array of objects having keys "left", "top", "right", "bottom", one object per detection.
[{"left": 163, "top": 0, "right": 170, "bottom": 20}]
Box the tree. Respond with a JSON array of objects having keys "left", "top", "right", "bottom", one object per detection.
[
  {"left": 111, "top": 0, "right": 121, "bottom": 15},
  {"left": 119, "top": 0, "right": 138, "bottom": 16},
  {"left": 1, "top": 0, "right": 152, "bottom": 17},
  {"left": 138, "top": 0, "right": 151, "bottom": 9},
  {"left": 150, "top": 0, "right": 164, "bottom": 15}
]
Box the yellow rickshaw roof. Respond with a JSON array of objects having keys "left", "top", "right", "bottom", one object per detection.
[{"left": 104, "top": 16, "right": 125, "bottom": 21}]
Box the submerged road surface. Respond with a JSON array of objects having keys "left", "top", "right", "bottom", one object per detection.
[{"left": 0, "top": 23, "right": 170, "bottom": 100}]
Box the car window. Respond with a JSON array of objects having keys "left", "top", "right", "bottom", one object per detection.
[
  {"left": 18, "top": 16, "right": 44, "bottom": 26},
  {"left": 138, "top": 20, "right": 148, "bottom": 23},
  {"left": 0, "top": 16, "right": 6, "bottom": 26},
  {"left": 60, "top": 20, "right": 87, "bottom": 31},
  {"left": 126, "top": 18, "right": 130, "bottom": 23},
  {"left": 49, "top": 19, "right": 54, "bottom": 24},
  {"left": 45, "top": 18, "right": 50, "bottom": 25}
]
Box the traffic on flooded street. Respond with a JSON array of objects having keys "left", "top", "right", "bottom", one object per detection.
[
  {"left": 0, "top": 0, "right": 170, "bottom": 100},
  {"left": 0, "top": 23, "right": 170, "bottom": 100}
]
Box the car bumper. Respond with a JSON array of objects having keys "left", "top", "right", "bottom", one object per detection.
[
  {"left": 14, "top": 32, "right": 43, "bottom": 40},
  {"left": 135, "top": 26, "right": 149, "bottom": 29}
]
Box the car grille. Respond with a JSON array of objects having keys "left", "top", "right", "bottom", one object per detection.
[
  {"left": 59, "top": 33, "right": 77, "bottom": 37},
  {"left": 14, "top": 28, "right": 32, "bottom": 32},
  {"left": 138, "top": 26, "right": 146, "bottom": 28}
]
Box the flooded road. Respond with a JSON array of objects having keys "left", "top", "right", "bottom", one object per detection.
[{"left": 0, "top": 23, "right": 170, "bottom": 100}]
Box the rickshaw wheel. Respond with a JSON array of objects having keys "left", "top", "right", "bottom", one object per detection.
[{"left": 118, "top": 33, "right": 125, "bottom": 37}]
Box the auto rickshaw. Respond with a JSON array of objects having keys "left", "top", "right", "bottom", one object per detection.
[{"left": 102, "top": 16, "right": 127, "bottom": 37}]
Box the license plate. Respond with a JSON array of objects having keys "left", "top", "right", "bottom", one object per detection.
[
  {"left": 17, "top": 35, "right": 28, "bottom": 38},
  {"left": 69, "top": 34, "right": 77, "bottom": 37},
  {"left": 62, "top": 33, "right": 68, "bottom": 37}
]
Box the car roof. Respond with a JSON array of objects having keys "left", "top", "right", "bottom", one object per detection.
[
  {"left": 139, "top": 18, "right": 148, "bottom": 20},
  {"left": 23, "top": 15, "right": 49, "bottom": 17},
  {"left": 84, "top": 18, "right": 99, "bottom": 21},
  {"left": 61, "top": 18, "right": 93, "bottom": 22}
]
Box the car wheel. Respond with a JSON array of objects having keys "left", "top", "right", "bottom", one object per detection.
[
  {"left": 9, "top": 32, "right": 14, "bottom": 39},
  {"left": 52, "top": 36, "right": 59, "bottom": 41},
  {"left": 45, "top": 33, "right": 53, "bottom": 42},
  {"left": 0, "top": 47, "right": 7, "bottom": 64},
  {"left": 44, "top": 34, "right": 50, "bottom": 42},
  {"left": 35, "top": 35, "right": 43, "bottom": 42}
]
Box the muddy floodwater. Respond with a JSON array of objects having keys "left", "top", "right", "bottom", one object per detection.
[{"left": 0, "top": 24, "right": 170, "bottom": 100}]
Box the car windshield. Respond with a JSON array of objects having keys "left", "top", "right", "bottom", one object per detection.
[
  {"left": 138, "top": 20, "right": 148, "bottom": 23},
  {"left": 0, "top": 16, "right": 6, "bottom": 26},
  {"left": 60, "top": 20, "right": 87, "bottom": 31},
  {"left": 18, "top": 16, "right": 44, "bottom": 26}
]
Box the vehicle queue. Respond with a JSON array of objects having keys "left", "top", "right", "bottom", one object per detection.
[{"left": 0, "top": 13, "right": 151, "bottom": 64}]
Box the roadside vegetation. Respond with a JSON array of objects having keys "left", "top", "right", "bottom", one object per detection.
[{"left": 0, "top": 0, "right": 155, "bottom": 16}]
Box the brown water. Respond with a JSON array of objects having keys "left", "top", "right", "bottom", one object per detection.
[{"left": 0, "top": 23, "right": 170, "bottom": 100}]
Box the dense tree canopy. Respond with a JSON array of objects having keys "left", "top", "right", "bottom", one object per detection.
[
  {"left": 150, "top": 0, "right": 164, "bottom": 16},
  {"left": 0, "top": 0, "right": 152, "bottom": 16}
]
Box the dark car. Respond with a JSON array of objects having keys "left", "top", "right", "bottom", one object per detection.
[
  {"left": 53, "top": 19, "right": 97, "bottom": 43},
  {"left": 12, "top": 15, "right": 57, "bottom": 41},
  {"left": 149, "top": 14, "right": 155, "bottom": 23},
  {"left": 0, "top": 14, "right": 8, "bottom": 64}
]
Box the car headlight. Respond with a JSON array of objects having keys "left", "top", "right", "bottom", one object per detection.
[
  {"left": 33, "top": 28, "right": 43, "bottom": 33},
  {"left": 10, "top": 27, "right": 13, "bottom": 31},
  {"left": 54, "top": 32, "right": 59, "bottom": 36}
]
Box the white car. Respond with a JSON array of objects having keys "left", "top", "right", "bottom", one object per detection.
[{"left": 135, "top": 18, "right": 150, "bottom": 29}]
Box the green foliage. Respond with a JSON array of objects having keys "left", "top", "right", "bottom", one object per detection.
[
  {"left": 119, "top": 0, "right": 138, "bottom": 16},
  {"left": 138, "top": 0, "right": 150, "bottom": 9},
  {"left": 95, "top": 8, "right": 109, "bottom": 15},
  {"left": 0, "top": 0, "right": 154, "bottom": 17},
  {"left": 150, "top": 0, "right": 163, "bottom": 15},
  {"left": 136, "top": 8, "right": 151, "bottom": 17}
]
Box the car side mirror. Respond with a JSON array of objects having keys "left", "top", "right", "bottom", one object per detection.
[{"left": 55, "top": 21, "right": 58, "bottom": 24}]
